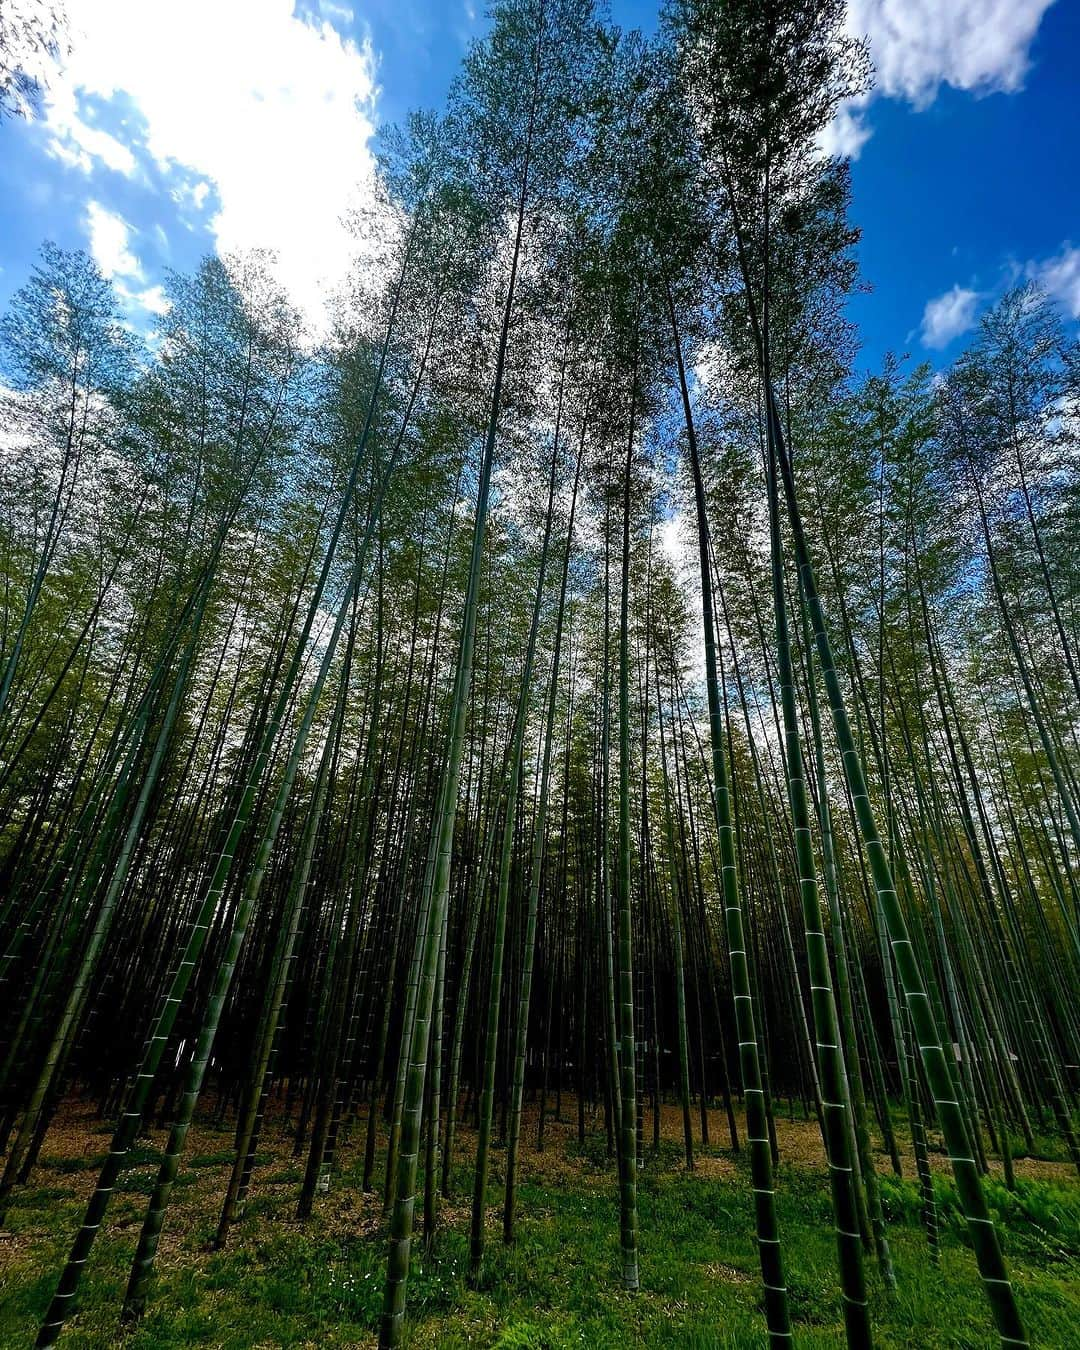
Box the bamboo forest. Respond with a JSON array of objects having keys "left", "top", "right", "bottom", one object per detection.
[{"left": 0, "top": 1, "right": 1078, "bottom": 1346}]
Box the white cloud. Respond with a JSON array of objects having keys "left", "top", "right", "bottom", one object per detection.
[
  {"left": 44, "top": 0, "right": 381, "bottom": 332},
  {"left": 84, "top": 200, "right": 171, "bottom": 319},
  {"left": 319, "top": 0, "right": 355, "bottom": 24},
  {"left": 170, "top": 180, "right": 212, "bottom": 215},
  {"left": 824, "top": 0, "right": 1055, "bottom": 159},
  {"left": 920, "top": 285, "right": 982, "bottom": 348},
  {"left": 849, "top": 0, "right": 1055, "bottom": 108},
  {"left": 817, "top": 100, "right": 873, "bottom": 159},
  {"left": 1028, "top": 244, "right": 1080, "bottom": 319},
  {"left": 918, "top": 244, "right": 1080, "bottom": 349},
  {"left": 128, "top": 282, "right": 169, "bottom": 315},
  {"left": 85, "top": 200, "right": 142, "bottom": 280},
  {"left": 46, "top": 110, "right": 137, "bottom": 175}
]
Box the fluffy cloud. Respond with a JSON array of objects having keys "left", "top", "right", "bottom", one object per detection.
[
  {"left": 85, "top": 200, "right": 142, "bottom": 279},
  {"left": 824, "top": 0, "right": 1056, "bottom": 159},
  {"left": 46, "top": 110, "right": 136, "bottom": 175},
  {"left": 1029, "top": 244, "right": 1080, "bottom": 319},
  {"left": 84, "top": 200, "right": 169, "bottom": 317},
  {"left": 920, "top": 285, "right": 982, "bottom": 348},
  {"left": 922, "top": 243, "right": 1080, "bottom": 351},
  {"left": 817, "top": 102, "right": 873, "bottom": 160},
  {"left": 45, "top": 0, "right": 380, "bottom": 331},
  {"left": 849, "top": 0, "right": 1056, "bottom": 107}
]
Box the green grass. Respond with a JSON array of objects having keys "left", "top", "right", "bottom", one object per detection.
[{"left": 0, "top": 1112, "right": 1077, "bottom": 1348}]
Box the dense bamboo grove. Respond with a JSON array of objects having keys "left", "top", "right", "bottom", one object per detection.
[{"left": 1, "top": 1, "right": 1078, "bottom": 1346}]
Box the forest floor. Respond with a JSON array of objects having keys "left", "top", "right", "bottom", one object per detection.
[{"left": 1, "top": 1094, "right": 1077, "bottom": 1348}]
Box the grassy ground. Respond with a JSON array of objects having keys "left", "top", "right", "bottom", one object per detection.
[{"left": 0, "top": 1096, "right": 1077, "bottom": 1348}]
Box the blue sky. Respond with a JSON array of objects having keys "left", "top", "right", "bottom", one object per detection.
[{"left": 1, "top": 0, "right": 1076, "bottom": 367}]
